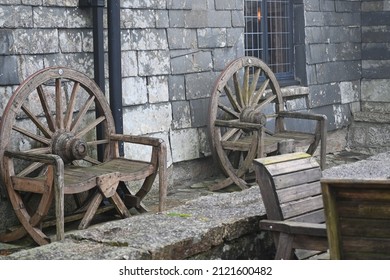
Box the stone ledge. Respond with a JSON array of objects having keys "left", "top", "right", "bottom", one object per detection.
[{"left": 1, "top": 187, "right": 267, "bottom": 260}]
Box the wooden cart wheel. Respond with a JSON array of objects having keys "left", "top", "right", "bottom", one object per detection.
[
  {"left": 208, "top": 57, "right": 283, "bottom": 190},
  {"left": 0, "top": 67, "right": 116, "bottom": 243}
]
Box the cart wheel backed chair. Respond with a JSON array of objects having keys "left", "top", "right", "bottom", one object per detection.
[{"left": 0, "top": 67, "right": 167, "bottom": 245}]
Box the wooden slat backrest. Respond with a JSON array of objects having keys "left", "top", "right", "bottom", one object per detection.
[
  {"left": 321, "top": 178, "right": 390, "bottom": 260},
  {"left": 254, "top": 152, "right": 324, "bottom": 223}
]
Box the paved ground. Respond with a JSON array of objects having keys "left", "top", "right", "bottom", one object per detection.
[{"left": 0, "top": 150, "right": 373, "bottom": 256}]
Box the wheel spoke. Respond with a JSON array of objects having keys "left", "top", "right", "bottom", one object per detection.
[
  {"left": 217, "top": 103, "right": 240, "bottom": 118},
  {"left": 248, "top": 68, "right": 262, "bottom": 105},
  {"left": 233, "top": 72, "right": 244, "bottom": 107},
  {"left": 64, "top": 82, "right": 80, "bottom": 131},
  {"left": 55, "top": 78, "right": 64, "bottom": 130},
  {"left": 24, "top": 147, "right": 52, "bottom": 154},
  {"left": 13, "top": 125, "right": 51, "bottom": 145},
  {"left": 86, "top": 139, "right": 109, "bottom": 146},
  {"left": 252, "top": 78, "right": 270, "bottom": 106},
  {"left": 70, "top": 95, "right": 95, "bottom": 133},
  {"left": 221, "top": 128, "right": 241, "bottom": 142},
  {"left": 254, "top": 94, "right": 276, "bottom": 111},
  {"left": 21, "top": 105, "right": 53, "bottom": 138},
  {"left": 74, "top": 116, "right": 106, "bottom": 138},
  {"left": 243, "top": 66, "right": 250, "bottom": 106},
  {"left": 17, "top": 162, "right": 45, "bottom": 177},
  {"left": 224, "top": 85, "right": 241, "bottom": 112},
  {"left": 37, "top": 85, "right": 55, "bottom": 132},
  {"left": 83, "top": 155, "right": 102, "bottom": 165}
]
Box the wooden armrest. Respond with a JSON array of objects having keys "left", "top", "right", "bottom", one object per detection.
[
  {"left": 214, "top": 119, "right": 263, "bottom": 130},
  {"left": 110, "top": 133, "right": 165, "bottom": 147},
  {"left": 278, "top": 111, "right": 327, "bottom": 122},
  {"left": 4, "top": 150, "right": 64, "bottom": 166},
  {"left": 259, "top": 219, "right": 327, "bottom": 237}
]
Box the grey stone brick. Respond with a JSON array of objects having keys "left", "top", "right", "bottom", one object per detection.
[
  {"left": 183, "top": 10, "right": 208, "bottom": 28},
  {"left": 43, "top": 53, "right": 94, "bottom": 76},
  {"left": 170, "top": 128, "right": 200, "bottom": 162},
  {"left": 212, "top": 48, "right": 239, "bottom": 71},
  {"left": 122, "top": 0, "right": 166, "bottom": 9},
  {"left": 167, "top": 28, "right": 197, "bottom": 50},
  {"left": 361, "top": 78, "right": 390, "bottom": 102},
  {"left": 0, "top": 6, "right": 32, "bottom": 28},
  {"left": 121, "top": 9, "right": 156, "bottom": 29},
  {"left": 190, "top": 98, "right": 210, "bottom": 127},
  {"left": 172, "top": 100, "right": 192, "bottom": 129},
  {"left": 59, "top": 29, "right": 83, "bottom": 53},
  {"left": 43, "top": 0, "right": 78, "bottom": 6},
  {"left": 169, "top": 75, "right": 186, "bottom": 101},
  {"left": 168, "top": 10, "right": 185, "bottom": 27},
  {"left": 0, "top": 29, "right": 14, "bottom": 55},
  {"left": 123, "top": 103, "right": 172, "bottom": 135},
  {"left": 11, "top": 29, "right": 59, "bottom": 54},
  {"left": 33, "top": 7, "right": 90, "bottom": 28},
  {"left": 167, "top": 0, "right": 192, "bottom": 10},
  {"left": 197, "top": 28, "right": 227, "bottom": 48},
  {"left": 207, "top": 11, "right": 232, "bottom": 28},
  {"left": 0, "top": 56, "right": 20, "bottom": 85},
  {"left": 309, "top": 83, "right": 341, "bottom": 107},
  {"left": 304, "top": 0, "right": 320, "bottom": 11},
  {"left": 362, "top": 60, "right": 390, "bottom": 79},
  {"left": 307, "top": 42, "right": 361, "bottom": 64},
  {"left": 336, "top": 1, "right": 361, "bottom": 12},
  {"left": 362, "top": 43, "right": 390, "bottom": 60},
  {"left": 122, "top": 77, "right": 148, "bottom": 106},
  {"left": 138, "top": 50, "right": 170, "bottom": 76},
  {"left": 340, "top": 80, "right": 360, "bottom": 104},
  {"left": 130, "top": 29, "right": 168, "bottom": 50},
  {"left": 147, "top": 75, "right": 169, "bottom": 103},
  {"left": 170, "top": 50, "right": 212, "bottom": 74},
  {"left": 231, "top": 10, "right": 244, "bottom": 27},
  {"left": 362, "top": 26, "right": 390, "bottom": 43},
  {"left": 362, "top": 11, "right": 390, "bottom": 26},
  {"left": 185, "top": 72, "right": 216, "bottom": 99},
  {"left": 215, "top": 0, "right": 243, "bottom": 10},
  {"left": 316, "top": 61, "right": 361, "bottom": 84},
  {"left": 156, "top": 10, "right": 169, "bottom": 28}
]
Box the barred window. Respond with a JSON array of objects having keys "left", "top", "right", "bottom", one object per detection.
[{"left": 244, "top": 0, "right": 293, "bottom": 80}]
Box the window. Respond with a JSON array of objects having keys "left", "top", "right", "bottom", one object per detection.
[{"left": 244, "top": 0, "right": 293, "bottom": 80}]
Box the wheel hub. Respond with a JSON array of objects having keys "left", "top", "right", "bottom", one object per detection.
[{"left": 52, "top": 131, "right": 88, "bottom": 163}]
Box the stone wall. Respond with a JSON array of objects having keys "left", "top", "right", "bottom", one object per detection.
[
  {"left": 0, "top": 0, "right": 245, "bottom": 170},
  {"left": 361, "top": 0, "right": 390, "bottom": 113},
  {"left": 302, "top": 0, "right": 362, "bottom": 131}
]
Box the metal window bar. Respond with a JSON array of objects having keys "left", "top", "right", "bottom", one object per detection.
[{"left": 244, "top": 0, "right": 293, "bottom": 79}]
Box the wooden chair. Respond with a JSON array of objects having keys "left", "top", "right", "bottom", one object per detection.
[
  {"left": 321, "top": 178, "right": 390, "bottom": 260},
  {"left": 0, "top": 67, "right": 167, "bottom": 245},
  {"left": 208, "top": 56, "right": 327, "bottom": 191},
  {"left": 253, "top": 152, "right": 328, "bottom": 259}
]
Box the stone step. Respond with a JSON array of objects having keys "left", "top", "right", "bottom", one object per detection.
[
  {"left": 352, "top": 111, "right": 390, "bottom": 123},
  {"left": 347, "top": 111, "right": 390, "bottom": 154}
]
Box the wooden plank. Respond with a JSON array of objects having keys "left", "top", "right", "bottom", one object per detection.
[
  {"left": 288, "top": 209, "right": 325, "bottom": 224},
  {"left": 254, "top": 152, "right": 310, "bottom": 166},
  {"left": 277, "top": 181, "right": 321, "bottom": 204},
  {"left": 342, "top": 236, "right": 390, "bottom": 255},
  {"left": 273, "top": 168, "right": 322, "bottom": 190},
  {"left": 337, "top": 201, "right": 390, "bottom": 219},
  {"left": 281, "top": 195, "right": 323, "bottom": 220},
  {"left": 12, "top": 176, "right": 46, "bottom": 193},
  {"left": 340, "top": 218, "right": 390, "bottom": 238},
  {"left": 265, "top": 157, "right": 319, "bottom": 176}
]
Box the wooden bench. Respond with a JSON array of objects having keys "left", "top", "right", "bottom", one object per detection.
[
  {"left": 0, "top": 67, "right": 167, "bottom": 245},
  {"left": 253, "top": 152, "right": 328, "bottom": 259},
  {"left": 208, "top": 57, "right": 327, "bottom": 191},
  {"left": 321, "top": 178, "right": 390, "bottom": 259}
]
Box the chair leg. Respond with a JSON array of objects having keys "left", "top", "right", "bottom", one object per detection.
[
  {"left": 275, "top": 232, "right": 294, "bottom": 260},
  {"left": 79, "top": 193, "right": 103, "bottom": 230},
  {"left": 158, "top": 141, "right": 168, "bottom": 212}
]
